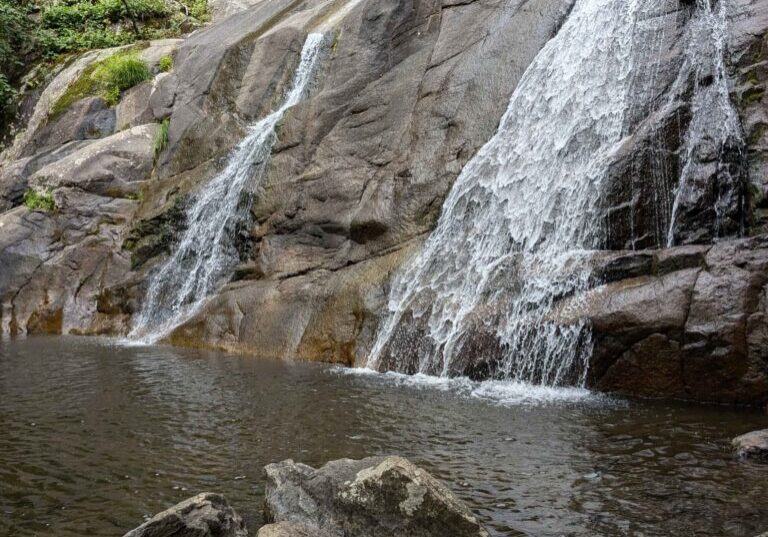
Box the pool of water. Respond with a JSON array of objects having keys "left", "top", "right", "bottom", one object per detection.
[{"left": 1, "top": 336, "right": 767, "bottom": 537}]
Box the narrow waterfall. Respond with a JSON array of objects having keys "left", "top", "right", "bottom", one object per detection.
[
  {"left": 367, "top": 0, "right": 652, "bottom": 384},
  {"left": 129, "top": 33, "right": 328, "bottom": 342},
  {"left": 666, "top": 0, "right": 744, "bottom": 246}
]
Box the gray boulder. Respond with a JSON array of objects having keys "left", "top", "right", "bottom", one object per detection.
[
  {"left": 733, "top": 429, "right": 768, "bottom": 462},
  {"left": 123, "top": 493, "right": 247, "bottom": 537},
  {"left": 263, "top": 456, "right": 489, "bottom": 537},
  {"left": 257, "top": 522, "right": 332, "bottom": 537}
]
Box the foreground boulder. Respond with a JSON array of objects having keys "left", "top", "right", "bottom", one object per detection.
[
  {"left": 123, "top": 493, "right": 247, "bottom": 537},
  {"left": 733, "top": 429, "right": 768, "bottom": 462},
  {"left": 257, "top": 522, "right": 332, "bottom": 537},
  {"left": 263, "top": 456, "right": 489, "bottom": 537}
]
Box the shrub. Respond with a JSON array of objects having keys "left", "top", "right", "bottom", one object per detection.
[
  {"left": 0, "top": 74, "right": 14, "bottom": 113},
  {"left": 158, "top": 54, "right": 173, "bottom": 72},
  {"left": 23, "top": 188, "right": 56, "bottom": 211},
  {"left": 0, "top": 0, "right": 34, "bottom": 78},
  {"left": 154, "top": 117, "right": 169, "bottom": 157}
]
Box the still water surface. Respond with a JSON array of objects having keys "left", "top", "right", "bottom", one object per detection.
[{"left": 1, "top": 336, "right": 767, "bottom": 537}]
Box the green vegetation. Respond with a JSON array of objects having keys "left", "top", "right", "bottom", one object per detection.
[
  {"left": 154, "top": 117, "right": 169, "bottom": 157},
  {"left": 23, "top": 188, "right": 56, "bottom": 211},
  {"left": 0, "top": 74, "right": 14, "bottom": 121},
  {"left": 0, "top": 0, "right": 208, "bottom": 135},
  {"left": 158, "top": 54, "right": 173, "bottom": 72},
  {"left": 50, "top": 51, "right": 150, "bottom": 115},
  {"left": 93, "top": 53, "right": 151, "bottom": 103}
]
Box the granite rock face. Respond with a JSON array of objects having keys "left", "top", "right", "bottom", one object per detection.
[
  {"left": 263, "top": 456, "right": 489, "bottom": 537},
  {"left": 550, "top": 236, "right": 768, "bottom": 405},
  {"left": 122, "top": 493, "right": 247, "bottom": 537},
  {"left": 1, "top": 0, "right": 768, "bottom": 405}
]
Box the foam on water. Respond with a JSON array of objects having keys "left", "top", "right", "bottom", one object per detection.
[{"left": 333, "top": 367, "right": 610, "bottom": 407}]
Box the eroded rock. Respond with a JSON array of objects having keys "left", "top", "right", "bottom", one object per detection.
[
  {"left": 733, "top": 429, "right": 768, "bottom": 462},
  {"left": 123, "top": 493, "right": 247, "bottom": 537},
  {"left": 263, "top": 456, "right": 489, "bottom": 537}
]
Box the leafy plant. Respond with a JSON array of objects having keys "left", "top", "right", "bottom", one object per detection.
[
  {"left": 23, "top": 188, "right": 56, "bottom": 211},
  {"left": 158, "top": 54, "right": 173, "bottom": 72},
  {"left": 154, "top": 117, "right": 169, "bottom": 157},
  {"left": 0, "top": 74, "right": 14, "bottom": 115}
]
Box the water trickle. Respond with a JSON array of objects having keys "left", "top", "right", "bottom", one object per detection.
[
  {"left": 666, "top": 0, "right": 745, "bottom": 246},
  {"left": 368, "top": 0, "right": 655, "bottom": 384},
  {"left": 130, "top": 33, "right": 328, "bottom": 342}
]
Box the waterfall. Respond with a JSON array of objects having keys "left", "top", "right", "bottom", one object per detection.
[
  {"left": 367, "top": 0, "right": 653, "bottom": 385},
  {"left": 666, "top": 0, "right": 744, "bottom": 246},
  {"left": 129, "top": 33, "right": 328, "bottom": 343}
]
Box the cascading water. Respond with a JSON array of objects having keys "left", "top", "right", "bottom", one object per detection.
[
  {"left": 368, "top": 0, "right": 656, "bottom": 385},
  {"left": 129, "top": 33, "right": 328, "bottom": 342},
  {"left": 666, "top": 0, "right": 745, "bottom": 246}
]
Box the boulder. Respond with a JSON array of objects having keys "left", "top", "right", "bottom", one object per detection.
[
  {"left": 29, "top": 124, "right": 158, "bottom": 198},
  {"left": 257, "top": 522, "right": 333, "bottom": 537},
  {"left": 263, "top": 456, "right": 489, "bottom": 537},
  {"left": 733, "top": 429, "right": 768, "bottom": 462},
  {"left": 123, "top": 493, "right": 247, "bottom": 537}
]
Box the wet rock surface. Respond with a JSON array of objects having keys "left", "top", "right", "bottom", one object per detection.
[
  {"left": 123, "top": 493, "right": 247, "bottom": 537},
  {"left": 734, "top": 429, "right": 768, "bottom": 462},
  {"left": 1, "top": 0, "right": 768, "bottom": 404},
  {"left": 263, "top": 456, "right": 490, "bottom": 537}
]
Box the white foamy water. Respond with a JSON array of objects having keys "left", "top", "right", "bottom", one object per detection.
[
  {"left": 129, "top": 33, "right": 329, "bottom": 343},
  {"left": 367, "top": 0, "right": 655, "bottom": 385},
  {"left": 334, "top": 367, "right": 611, "bottom": 407}
]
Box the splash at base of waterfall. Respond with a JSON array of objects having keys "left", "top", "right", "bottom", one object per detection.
[
  {"left": 333, "top": 367, "right": 613, "bottom": 407},
  {"left": 366, "top": 0, "right": 742, "bottom": 387}
]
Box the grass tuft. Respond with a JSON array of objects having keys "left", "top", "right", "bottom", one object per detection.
[
  {"left": 23, "top": 189, "right": 56, "bottom": 211},
  {"left": 51, "top": 51, "right": 151, "bottom": 116},
  {"left": 154, "top": 117, "right": 169, "bottom": 158}
]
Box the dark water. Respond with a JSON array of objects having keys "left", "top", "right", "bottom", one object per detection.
[{"left": 1, "top": 337, "right": 767, "bottom": 537}]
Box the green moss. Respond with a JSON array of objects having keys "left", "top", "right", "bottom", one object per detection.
[
  {"left": 51, "top": 51, "right": 150, "bottom": 116},
  {"left": 158, "top": 54, "right": 173, "bottom": 72},
  {"left": 749, "top": 123, "right": 768, "bottom": 146},
  {"left": 23, "top": 188, "right": 56, "bottom": 211},
  {"left": 743, "top": 86, "right": 765, "bottom": 105},
  {"left": 331, "top": 29, "right": 341, "bottom": 54},
  {"left": 154, "top": 117, "right": 169, "bottom": 158}
]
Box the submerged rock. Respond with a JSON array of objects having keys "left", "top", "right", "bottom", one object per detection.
[
  {"left": 123, "top": 493, "right": 247, "bottom": 537},
  {"left": 733, "top": 429, "right": 768, "bottom": 462},
  {"left": 263, "top": 456, "right": 489, "bottom": 537}
]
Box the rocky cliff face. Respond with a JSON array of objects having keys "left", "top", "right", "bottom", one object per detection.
[{"left": 2, "top": 0, "right": 768, "bottom": 405}]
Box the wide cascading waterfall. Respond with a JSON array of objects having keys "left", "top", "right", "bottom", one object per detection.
[
  {"left": 129, "top": 33, "right": 328, "bottom": 342},
  {"left": 666, "top": 0, "right": 745, "bottom": 246},
  {"left": 367, "top": 0, "right": 654, "bottom": 385}
]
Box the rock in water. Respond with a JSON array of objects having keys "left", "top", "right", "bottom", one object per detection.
[
  {"left": 257, "top": 522, "right": 333, "bottom": 537},
  {"left": 263, "top": 456, "right": 489, "bottom": 537},
  {"left": 123, "top": 493, "right": 247, "bottom": 537},
  {"left": 733, "top": 430, "right": 768, "bottom": 462}
]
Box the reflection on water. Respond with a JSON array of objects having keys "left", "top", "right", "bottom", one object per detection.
[{"left": 1, "top": 336, "right": 767, "bottom": 537}]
